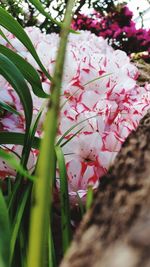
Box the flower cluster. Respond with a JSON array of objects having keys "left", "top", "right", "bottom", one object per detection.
[
  {"left": 72, "top": 5, "right": 150, "bottom": 60},
  {"left": 0, "top": 27, "right": 150, "bottom": 203}
]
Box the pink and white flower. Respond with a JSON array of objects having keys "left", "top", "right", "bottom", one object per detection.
[{"left": 0, "top": 27, "right": 150, "bottom": 204}]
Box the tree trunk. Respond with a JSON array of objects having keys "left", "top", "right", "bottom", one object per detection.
[{"left": 60, "top": 60, "right": 150, "bottom": 267}]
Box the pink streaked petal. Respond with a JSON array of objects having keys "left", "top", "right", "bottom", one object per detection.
[
  {"left": 104, "top": 132, "right": 123, "bottom": 152},
  {"left": 67, "top": 158, "right": 82, "bottom": 191}
]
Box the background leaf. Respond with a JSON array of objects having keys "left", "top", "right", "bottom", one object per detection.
[
  {"left": 0, "top": 189, "right": 10, "bottom": 267},
  {"left": 86, "top": 186, "right": 94, "bottom": 210},
  {"left": 0, "top": 28, "right": 12, "bottom": 46},
  {"left": 0, "top": 7, "right": 52, "bottom": 81},
  {"left": 10, "top": 186, "right": 31, "bottom": 265},
  {"left": 0, "top": 148, "right": 35, "bottom": 181},
  {"left": 0, "top": 54, "right": 33, "bottom": 136},
  {"left": 27, "top": 1, "right": 75, "bottom": 266},
  {"left": 0, "top": 132, "right": 40, "bottom": 149},
  {"left": 55, "top": 145, "right": 71, "bottom": 254},
  {"left": 28, "top": 0, "right": 62, "bottom": 27},
  {"left": 0, "top": 45, "right": 49, "bottom": 98},
  {"left": 0, "top": 101, "right": 20, "bottom": 116},
  {"left": 28, "top": 0, "right": 76, "bottom": 34}
]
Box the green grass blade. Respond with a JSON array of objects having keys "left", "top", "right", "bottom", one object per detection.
[
  {"left": 86, "top": 186, "right": 94, "bottom": 211},
  {"left": 27, "top": 1, "right": 74, "bottom": 266},
  {"left": 10, "top": 185, "right": 31, "bottom": 265},
  {"left": 0, "top": 54, "right": 33, "bottom": 136},
  {"left": 0, "top": 7, "right": 52, "bottom": 81},
  {"left": 20, "top": 105, "right": 44, "bottom": 170},
  {"left": 0, "top": 132, "right": 40, "bottom": 149},
  {"left": 0, "top": 28, "right": 12, "bottom": 46},
  {"left": 60, "top": 74, "right": 112, "bottom": 110},
  {"left": 0, "top": 45, "right": 49, "bottom": 98},
  {"left": 83, "top": 73, "right": 112, "bottom": 86},
  {"left": 60, "top": 127, "right": 84, "bottom": 148},
  {"left": 29, "top": 104, "right": 45, "bottom": 144},
  {"left": 0, "top": 189, "right": 10, "bottom": 267},
  {"left": 0, "top": 101, "right": 20, "bottom": 116},
  {"left": 76, "top": 193, "right": 85, "bottom": 217},
  {"left": 0, "top": 148, "right": 35, "bottom": 181},
  {"left": 56, "top": 114, "right": 98, "bottom": 146},
  {"left": 19, "top": 230, "right": 27, "bottom": 267},
  {"left": 28, "top": 0, "right": 62, "bottom": 27},
  {"left": 2, "top": 110, "right": 43, "bottom": 217},
  {"left": 55, "top": 146, "right": 71, "bottom": 254},
  {"left": 48, "top": 225, "right": 56, "bottom": 267},
  {"left": 28, "top": 0, "right": 76, "bottom": 33},
  {"left": 60, "top": 88, "right": 80, "bottom": 109}
]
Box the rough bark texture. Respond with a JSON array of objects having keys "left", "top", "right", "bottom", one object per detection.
[
  {"left": 134, "top": 60, "right": 150, "bottom": 85},
  {"left": 60, "top": 61, "right": 150, "bottom": 267}
]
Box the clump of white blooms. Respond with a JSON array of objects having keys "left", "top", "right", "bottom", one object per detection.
[{"left": 0, "top": 27, "right": 150, "bottom": 204}]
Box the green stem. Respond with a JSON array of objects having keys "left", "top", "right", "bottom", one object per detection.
[{"left": 27, "top": 1, "right": 75, "bottom": 267}]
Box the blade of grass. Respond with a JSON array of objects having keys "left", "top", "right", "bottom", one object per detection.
[
  {"left": 0, "top": 45, "right": 49, "bottom": 98},
  {"left": 19, "top": 229, "right": 27, "bottom": 267},
  {"left": 60, "top": 73, "right": 112, "bottom": 111},
  {"left": 27, "top": 1, "right": 75, "bottom": 266},
  {"left": 28, "top": 0, "right": 62, "bottom": 27},
  {"left": 56, "top": 114, "right": 98, "bottom": 146},
  {"left": 86, "top": 186, "right": 94, "bottom": 211},
  {"left": 48, "top": 225, "right": 56, "bottom": 267},
  {"left": 0, "top": 28, "right": 12, "bottom": 46},
  {"left": 10, "top": 185, "right": 31, "bottom": 265},
  {"left": 83, "top": 73, "right": 112, "bottom": 87},
  {"left": 0, "top": 148, "right": 35, "bottom": 181},
  {"left": 0, "top": 54, "right": 33, "bottom": 139},
  {"left": 6, "top": 108, "right": 43, "bottom": 214},
  {"left": 21, "top": 104, "right": 44, "bottom": 169},
  {"left": 60, "top": 88, "right": 80, "bottom": 109},
  {"left": 55, "top": 145, "right": 71, "bottom": 254},
  {"left": 0, "top": 132, "right": 40, "bottom": 149},
  {"left": 28, "top": 0, "right": 76, "bottom": 33},
  {"left": 0, "top": 189, "right": 10, "bottom": 267},
  {"left": 0, "top": 101, "right": 20, "bottom": 116},
  {"left": 6, "top": 106, "right": 43, "bottom": 219},
  {"left": 0, "top": 7, "right": 52, "bottom": 81},
  {"left": 76, "top": 192, "right": 85, "bottom": 217},
  {"left": 60, "top": 127, "right": 84, "bottom": 148}
]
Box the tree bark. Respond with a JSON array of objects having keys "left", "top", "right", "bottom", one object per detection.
[{"left": 60, "top": 61, "right": 150, "bottom": 267}]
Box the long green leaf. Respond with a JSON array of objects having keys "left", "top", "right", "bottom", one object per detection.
[
  {"left": 28, "top": 0, "right": 76, "bottom": 34},
  {"left": 0, "top": 28, "right": 12, "bottom": 46},
  {"left": 6, "top": 109, "right": 43, "bottom": 224},
  {"left": 48, "top": 226, "right": 56, "bottom": 267},
  {"left": 83, "top": 73, "right": 112, "bottom": 86},
  {"left": 76, "top": 192, "right": 85, "bottom": 217},
  {"left": 0, "top": 7, "right": 52, "bottom": 81},
  {"left": 21, "top": 105, "right": 44, "bottom": 168},
  {"left": 55, "top": 146, "right": 71, "bottom": 254},
  {"left": 0, "top": 54, "right": 33, "bottom": 135},
  {"left": 60, "top": 127, "right": 84, "bottom": 148},
  {"left": 27, "top": 1, "right": 74, "bottom": 266},
  {"left": 0, "top": 45, "right": 49, "bottom": 98},
  {"left": 28, "top": 0, "right": 62, "bottom": 27},
  {"left": 0, "top": 190, "right": 10, "bottom": 267},
  {"left": 0, "top": 148, "right": 35, "bottom": 181},
  {"left": 56, "top": 114, "right": 98, "bottom": 146},
  {"left": 86, "top": 186, "right": 94, "bottom": 210},
  {"left": 0, "top": 132, "right": 40, "bottom": 149},
  {"left": 0, "top": 101, "right": 20, "bottom": 116},
  {"left": 10, "top": 186, "right": 31, "bottom": 265},
  {"left": 2, "top": 112, "right": 42, "bottom": 216},
  {"left": 60, "top": 74, "right": 112, "bottom": 109}
]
